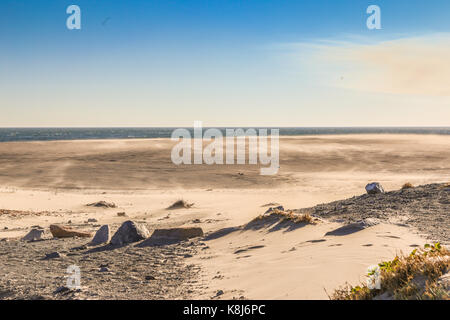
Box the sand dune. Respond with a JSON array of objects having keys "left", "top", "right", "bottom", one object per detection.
[{"left": 195, "top": 220, "right": 426, "bottom": 299}]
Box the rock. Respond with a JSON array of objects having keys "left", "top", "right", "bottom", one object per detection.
[
  {"left": 50, "top": 224, "right": 93, "bottom": 238},
  {"left": 99, "top": 267, "right": 109, "bottom": 272},
  {"left": 117, "top": 212, "right": 127, "bottom": 217},
  {"left": 86, "top": 201, "right": 116, "bottom": 208},
  {"left": 22, "top": 229, "right": 45, "bottom": 241},
  {"left": 365, "top": 182, "right": 385, "bottom": 195},
  {"left": 90, "top": 225, "right": 110, "bottom": 245},
  {"left": 45, "top": 251, "right": 62, "bottom": 259},
  {"left": 110, "top": 220, "right": 150, "bottom": 246},
  {"left": 139, "top": 227, "right": 204, "bottom": 246},
  {"left": 264, "top": 205, "right": 285, "bottom": 214},
  {"left": 87, "top": 218, "right": 98, "bottom": 223},
  {"left": 54, "top": 286, "right": 69, "bottom": 294},
  {"left": 53, "top": 286, "right": 74, "bottom": 294},
  {"left": 325, "top": 219, "right": 380, "bottom": 236},
  {"left": 145, "top": 275, "right": 156, "bottom": 281}
]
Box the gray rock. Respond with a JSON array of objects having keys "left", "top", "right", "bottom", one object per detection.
[
  {"left": 45, "top": 251, "right": 62, "bottom": 259},
  {"left": 90, "top": 225, "right": 110, "bottom": 245},
  {"left": 53, "top": 286, "right": 71, "bottom": 294},
  {"left": 365, "top": 182, "right": 385, "bottom": 194},
  {"left": 22, "top": 229, "right": 44, "bottom": 242},
  {"left": 110, "top": 220, "right": 150, "bottom": 246}
]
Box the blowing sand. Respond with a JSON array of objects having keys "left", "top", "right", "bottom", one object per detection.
[{"left": 0, "top": 134, "right": 449, "bottom": 299}]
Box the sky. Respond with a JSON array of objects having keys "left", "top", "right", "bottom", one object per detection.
[{"left": 1, "top": 0, "right": 450, "bottom": 127}]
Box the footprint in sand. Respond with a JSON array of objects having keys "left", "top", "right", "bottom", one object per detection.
[
  {"left": 306, "top": 239, "right": 327, "bottom": 244},
  {"left": 377, "top": 235, "right": 401, "bottom": 239},
  {"left": 234, "top": 245, "right": 265, "bottom": 254},
  {"left": 236, "top": 255, "right": 252, "bottom": 259}
]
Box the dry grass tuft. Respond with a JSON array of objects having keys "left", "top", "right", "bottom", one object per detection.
[
  {"left": 254, "top": 209, "right": 317, "bottom": 225},
  {"left": 167, "top": 199, "right": 194, "bottom": 210},
  {"left": 401, "top": 182, "right": 414, "bottom": 190},
  {"left": 331, "top": 243, "right": 450, "bottom": 300}
]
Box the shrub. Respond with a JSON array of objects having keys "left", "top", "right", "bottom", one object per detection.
[
  {"left": 401, "top": 182, "right": 414, "bottom": 189},
  {"left": 331, "top": 243, "right": 449, "bottom": 300}
]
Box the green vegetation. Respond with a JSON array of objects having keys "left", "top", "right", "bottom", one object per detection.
[{"left": 332, "top": 243, "right": 449, "bottom": 300}]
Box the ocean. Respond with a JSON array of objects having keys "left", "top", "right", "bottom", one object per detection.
[{"left": 0, "top": 127, "right": 449, "bottom": 142}]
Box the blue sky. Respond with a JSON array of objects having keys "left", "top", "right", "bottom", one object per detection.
[{"left": 1, "top": 0, "right": 450, "bottom": 127}]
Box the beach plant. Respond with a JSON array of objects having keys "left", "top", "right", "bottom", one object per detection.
[
  {"left": 401, "top": 182, "right": 414, "bottom": 189},
  {"left": 331, "top": 244, "right": 449, "bottom": 300},
  {"left": 253, "top": 209, "right": 317, "bottom": 225}
]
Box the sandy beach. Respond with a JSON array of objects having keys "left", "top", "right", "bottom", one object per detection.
[{"left": 0, "top": 134, "right": 449, "bottom": 299}]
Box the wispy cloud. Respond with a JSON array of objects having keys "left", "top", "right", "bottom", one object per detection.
[{"left": 284, "top": 33, "right": 450, "bottom": 97}]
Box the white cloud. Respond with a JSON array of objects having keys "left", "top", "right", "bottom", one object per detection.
[{"left": 285, "top": 33, "right": 450, "bottom": 97}]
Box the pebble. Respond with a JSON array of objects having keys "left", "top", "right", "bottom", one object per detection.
[{"left": 45, "top": 251, "right": 62, "bottom": 259}]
